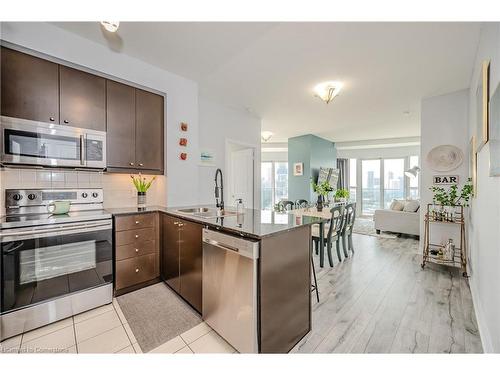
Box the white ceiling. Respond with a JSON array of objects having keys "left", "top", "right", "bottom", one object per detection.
[{"left": 51, "top": 22, "right": 481, "bottom": 143}]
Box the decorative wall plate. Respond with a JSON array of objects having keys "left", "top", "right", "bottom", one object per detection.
[{"left": 427, "top": 145, "right": 464, "bottom": 172}]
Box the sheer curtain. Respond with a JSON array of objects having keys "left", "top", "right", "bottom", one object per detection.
[{"left": 336, "top": 158, "right": 348, "bottom": 190}]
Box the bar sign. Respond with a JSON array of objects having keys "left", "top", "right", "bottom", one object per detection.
[{"left": 433, "top": 175, "right": 459, "bottom": 185}]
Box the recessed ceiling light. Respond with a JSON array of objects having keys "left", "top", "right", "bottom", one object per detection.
[
  {"left": 313, "top": 81, "right": 343, "bottom": 104},
  {"left": 100, "top": 21, "right": 120, "bottom": 33},
  {"left": 261, "top": 131, "right": 274, "bottom": 142}
]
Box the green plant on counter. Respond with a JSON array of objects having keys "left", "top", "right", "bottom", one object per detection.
[
  {"left": 430, "top": 178, "right": 473, "bottom": 206},
  {"left": 311, "top": 179, "right": 333, "bottom": 197},
  {"left": 335, "top": 188, "right": 350, "bottom": 199},
  {"left": 131, "top": 174, "right": 156, "bottom": 193}
]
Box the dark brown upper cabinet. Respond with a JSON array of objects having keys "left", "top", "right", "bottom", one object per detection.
[
  {"left": 1, "top": 47, "right": 59, "bottom": 123},
  {"left": 106, "top": 81, "right": 136, "bottom": 169},
  {"left": 59, "top": 66, "right": 106, "bottom": 131},
  {"left": 135, "top": 89, "right": 164, "bottom": 171}
]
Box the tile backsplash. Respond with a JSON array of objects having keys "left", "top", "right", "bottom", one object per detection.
[{"left": 0, "top": 167, "right": 167, "bottom": 215}]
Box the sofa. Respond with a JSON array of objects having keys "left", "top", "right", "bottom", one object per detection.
[{"left": 374, "top": 199, "right": 420, "bottom": 236}]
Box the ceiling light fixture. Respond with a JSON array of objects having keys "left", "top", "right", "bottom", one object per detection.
[
  {"left": 100, "top": 21, "right": 120, "bottom": 33},
  {"left": 261, "top": 131, "right": 274, "bottom": 142},
  {"left": 313, "top": 81, "right": 343, "bottom": 104}
]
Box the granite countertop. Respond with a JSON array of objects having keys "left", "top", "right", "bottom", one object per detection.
[{"left": 106, "top": 205, "right": 325, "bottom": 239}]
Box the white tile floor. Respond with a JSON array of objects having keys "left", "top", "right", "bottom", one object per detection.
[{"left": 0, "top": 298, "right": 236, "bottom": 354}]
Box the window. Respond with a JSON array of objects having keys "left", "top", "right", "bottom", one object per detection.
[
  {"left": 383, "top": 158, "right": 405, "bottom": 208},
  {"left": 361, "top": 159, "right": 381, "bottom": 215},
  {"left": 349, "top": 158, "right": 357, "bottom": 202},
  {"left": 408, "top": 155, "right": 420, "bottom": 199},
  {"left": 261, "top": 162, "right": 289, "bottom": 209},
  {"left": 261, "top": 162, "right": 273, "bottom": 210}
]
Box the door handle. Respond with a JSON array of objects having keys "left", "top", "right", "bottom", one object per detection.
[{"left": 80, "top": 135, "right": 86, "bottom": 166}]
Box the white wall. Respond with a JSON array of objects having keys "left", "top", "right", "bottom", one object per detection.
[
  {"left": 198, "top": 96, "right": 261, "bottom": 208},
  {"left": 0, "top": 22, "right": 199, "bottom": 207},
  {"left": 336, "top": 137, "right": 420, "bottom": 160},
  {"left": 467, "top": 23, "right": 500, "bottom": 353},
  {"left": 420, "top": 89, "right": 470, "bottom": 247}
]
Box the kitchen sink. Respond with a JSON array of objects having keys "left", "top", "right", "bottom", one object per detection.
[
  {"left": 177, "top": 207, "right": 213, "bottom": 214},
  {"left": 176, "top": 207, "right": 238, "bottom": 218}
]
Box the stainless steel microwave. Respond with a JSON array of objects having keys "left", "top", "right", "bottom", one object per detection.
[{"left": 1, "top": 116, "right": 106, "bottom": 169}]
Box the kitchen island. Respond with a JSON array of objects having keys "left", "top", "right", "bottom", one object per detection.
[{"left": 107, "top": 206, "right": 324, "bottom": 353}]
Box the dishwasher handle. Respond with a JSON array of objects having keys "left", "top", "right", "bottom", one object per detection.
[
  {"left": 202, "top": 229, "right": 259, "bottom": 259},
  {"left": 203, "top": 238, "right": 240, "bottom": 253}
]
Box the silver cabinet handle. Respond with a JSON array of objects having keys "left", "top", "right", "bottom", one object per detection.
[
  {"left": 129, "top": 162, "right": 135, "bottom": 166},
  {"left": 135, "top": 248, "right": 139, "bottom": 253},
  {"left": 178, "top": 223, "right": 184, "bottom": 227},
  {"left": 135, "top": 268, "right": 139, "bottom": 273},
  {"left": 49, "top": 117, "right": 55, "bottom": 122},
  {"left": 174, "top": 221, "right": 179, "bottom": 225},
  {"left": 135, "top": 234, "right": 139, "bottom": 239},
  {"left": 139, "top": 163, "right": 144, "bottom": 167},
  {"left": 135, "top": 221, "right": 140, "bottom": 224},
  {"left": 64, "top": 120, "right": 69, "bottom": 124}
]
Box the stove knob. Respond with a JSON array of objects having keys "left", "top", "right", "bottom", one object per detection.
[
  {"left": 12, "top": 193, "right": 23, "bottom": 201},
  {"left": 92, "top": 192, "right": 99, "bottom": 198},
  {"left": 81, "top": 192, "right": 88, "bottom": 198},
  {"left": 28, "top": 193, "right": 37, "bottom": 200}
]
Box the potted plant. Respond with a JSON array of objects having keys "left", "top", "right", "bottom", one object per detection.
[
  {"left": 311, "top": 180, "right": 333, "bottom": 212},
  {"left": 334, "top": 188, "right": 350, "bottom": 203},
  {"left": 131, "top": 174, "right": 156, "bottom": 208},
  {"left": 430, "top": 178, "right": 473, "bottom": 221}
]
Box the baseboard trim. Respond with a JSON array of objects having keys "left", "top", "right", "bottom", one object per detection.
[{"left": 468, "top": 276, "right": 494, "bottom": 353}]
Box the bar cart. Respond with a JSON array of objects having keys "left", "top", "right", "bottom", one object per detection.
[{"left": 421, "top": 204, "right": 467, "bottom": 277}]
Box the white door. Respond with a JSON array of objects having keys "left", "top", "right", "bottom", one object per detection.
[{"left": 229, "top": 148, "right": 254, "bottom": 208}]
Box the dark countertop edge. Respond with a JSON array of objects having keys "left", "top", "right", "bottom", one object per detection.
[{"left": 105, "top": 206, "right": 324, "bottom": 240}]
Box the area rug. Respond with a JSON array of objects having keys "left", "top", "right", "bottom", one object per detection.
[
  {"left": 353, "top": 217, "right": 398, "bottom": 239},
  {"left": 117, "top": 282, "right": 202, "bottom": 352}
]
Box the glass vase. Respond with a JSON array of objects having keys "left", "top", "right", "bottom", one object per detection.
[{"left": 137, "top": 192, "right": 146, "bottom": 209}]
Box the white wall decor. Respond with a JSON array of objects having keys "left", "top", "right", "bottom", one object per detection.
[
  {"left": 293, "top": 162, "right": 304, "bottom": 176},
  {"left": 426, "top": 144, "right": 464, "bottom": 172},
  {"left": 432, "top": 175, "right": 459, "bottom": 185}
]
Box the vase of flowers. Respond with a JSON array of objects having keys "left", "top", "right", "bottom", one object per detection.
[
  {"left": 311, "top": 179, "right": 333, "bottom": 212},
  {"left": 131, "top": 174, "right": 156, "bottom": 208},
  {"left": 334, "top": 188, "right": 350, "bottom": 203}
]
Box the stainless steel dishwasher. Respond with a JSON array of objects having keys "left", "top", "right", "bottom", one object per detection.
[{"left": 202, "top": 228, "right": 259, "bottom": 353}]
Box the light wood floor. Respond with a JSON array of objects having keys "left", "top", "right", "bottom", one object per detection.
[{"left": 292, "top": 233, "right": 483, "bottom": 353}]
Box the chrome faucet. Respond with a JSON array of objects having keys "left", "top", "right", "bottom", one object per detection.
[{"left": 214, "top": 168, "right": 224, "bottom": 212}]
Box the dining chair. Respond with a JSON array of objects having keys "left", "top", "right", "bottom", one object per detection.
[
  {"left": 311, "top": 205, "right": 345, "bottom": 266},
  {"left": 295, "top": 199, "right": 309, "bottom": 208},
  {"left": 278, "top": 200, "right": 295, "bottom": 211},
  {"left": 341, "top": 202, "right": 356, "bottom": 257}
]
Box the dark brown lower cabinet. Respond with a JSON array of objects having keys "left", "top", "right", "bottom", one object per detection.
[
  {"left": 161, "top": 214, "right": 202, "bottom": 313},
  {"left": 114, "top": 213, "right": 160, "bottom": 295}
]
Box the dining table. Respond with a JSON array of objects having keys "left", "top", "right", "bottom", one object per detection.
[{"left": 290, "top": 203, "right": 347, "bottom": 267}]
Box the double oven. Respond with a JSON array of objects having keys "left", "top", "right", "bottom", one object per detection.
[
  {"left": 0, "top": 190, "right": 113, "bottom": 341},
  {"left": 1, "top": 116, "right": 106, "bottom": 169}
]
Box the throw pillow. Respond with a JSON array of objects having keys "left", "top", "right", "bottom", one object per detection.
[
  {"left": 390, "top": 199, "right": 404, "bottom": 211},
  {"left": 403, "top": 199, "right": 420, "bottom": 212}
]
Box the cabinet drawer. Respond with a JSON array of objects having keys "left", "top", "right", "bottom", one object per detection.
[
  {"left": 115, "top": 227, "right": 155, "bottom": 247},
  {"left": 115, "top": 253, "right": 157, "bottom": 290},
  {"left": 115, "top": 213, "right": 156, "bottom": 231},
  {"left": 116, "top": 240, "right": 156, "bottom": 261}
]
